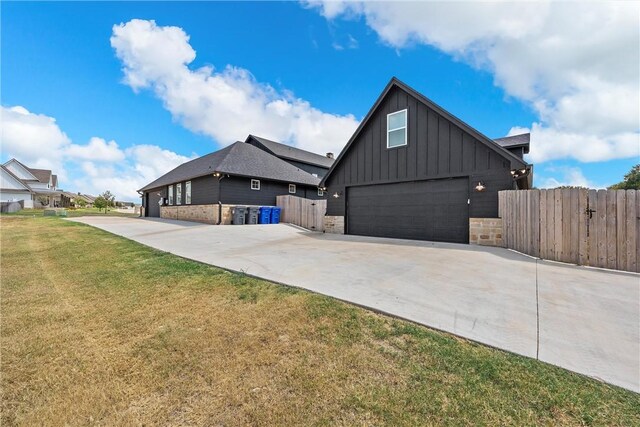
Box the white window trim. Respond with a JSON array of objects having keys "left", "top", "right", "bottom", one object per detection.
[
  {"left": 289, "top": 184, "right": 296, "bottom": 194},
  {"left": 168, "top": 185, "right": 174, "bottom": 205},
  {"left": 386, "top": 109, "right": 408, "bottom": 149},
  {"left": 317, "top": 188, "right": 324, "bottom": 197},
  {"left": 185, "top": 181, "right": 191, "bottom": 205},
  {"left": 251, "top": 179, "right": 261, "bottom": 190},
  {"left": 176, "top": 183, "right": 182, "bottom": 205}
]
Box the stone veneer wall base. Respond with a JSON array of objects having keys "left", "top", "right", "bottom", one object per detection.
[
  {"left": 469, "top": 218, "right": 503, "bottom": 247},
  {"left": 323, "top": 216, "right": 344, "bottom": 234}
]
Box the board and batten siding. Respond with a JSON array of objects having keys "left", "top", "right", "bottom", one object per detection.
[
  {"left": 325, "top": 85, "right": 515, "bottom": 218},
  {"left": 220, "top": 176, "right": 323, "bottom": 206},
  {"left": 144, "top": 175, "right": 325, "bottom": 214}
]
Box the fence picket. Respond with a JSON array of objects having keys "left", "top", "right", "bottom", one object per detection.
[
  {"left": 578, "top": 189, "right": 588, "bottom": 266},
  {"left": 596, "top": 190, "right": 607, "bottom": 269},
  {"left": 539, "top": 190, "right": 547, "bottom": 259},
  {"left": 616, "top": 191, "right": 626, "bottom": 271},
  {"left": 569, "top": 189, "right": 579, "bottom": 264},
  {"left": 531, "top": 190, "right": 540, "bottom": 257},
  {"left": 587, "top": 189, "right": 598, "bottom": 267},
  {"left": 606, "top": 191, "right": 617, "bottom": 270},
  {"left": 627, "top": 191, "right": 638, "bottom": 272}
]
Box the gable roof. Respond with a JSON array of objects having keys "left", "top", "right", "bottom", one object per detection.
[
  {"left": 321, "top": 77, "right": 528, "bottom": 185},
  {"left": 494, "top": 133, "right": 531, "bottom": 154},
  {"left": 246, "top": 135, "right": 334, "bottom": 169},
  {"left": 27, "top": 167, "right": 52, "bottom": 184},
  {"left": 2, "top": 158, "right": 40, "bottom": 181},
  {"left": 0, "top": 165, "right": 33, "bottom": 192},
  {"left": 139, "top": 141, "right": 321, "bottom": 192}
]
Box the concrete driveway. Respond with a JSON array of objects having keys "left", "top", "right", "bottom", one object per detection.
[{"left": 69, "top": 217, "right": 639, "bottom": 392}]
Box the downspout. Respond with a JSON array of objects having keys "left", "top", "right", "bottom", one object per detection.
[{"left": 215, "top": 173, "right": 228, "bottom": 225}]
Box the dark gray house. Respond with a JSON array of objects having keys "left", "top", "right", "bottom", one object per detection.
[
  {"left": 245, "top": 135, "right": 335, "bottom": 178},
  {"left": 320, "top": 77, "right": 532, "bottom": 244},
  {"left": 140, "top": 141, "right": 326, "bottom": 222}
]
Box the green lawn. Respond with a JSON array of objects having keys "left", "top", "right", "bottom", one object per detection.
[
  {"left": 1, "top": 216, "right": 638, "bottom": 426},
  {"left": 3, "top": 207, "right": 137, "bottom": 218}
]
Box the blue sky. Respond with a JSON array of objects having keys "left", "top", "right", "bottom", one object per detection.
[{"left": 2, "top": 1, "right": 638, "bottom": 200}]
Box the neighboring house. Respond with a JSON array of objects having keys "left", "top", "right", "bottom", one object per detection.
[
  {"left": 139, "top": 140, "right": 327, "bottom": 223},
  {"left": 0, "top": 165, "right": 34, "bottom": 207},
  {"left": 60, "top": 192, "right": 97, "bottom": 208},
  {"left": 320, "top": 77, "right": 532, "bottom": 244},
  {"left": 1, "top": 159, "right": 61, "bottom": 208},
  {"left": 245, "top": 134, "right": 335, "bottom": 178}
]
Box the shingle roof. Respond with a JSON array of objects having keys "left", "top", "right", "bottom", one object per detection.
[
  {"left": 26, "top": 167, "right": 52, "bottom": 184},
  {"left": 139, "top": 142, "right": 321, "bottom": 192},
  {"left": 247, "top": 135, "right": 335, "bottom": 168},
  {"left": 494, "top": 133, "right": 530, "bottom": 150},
  {"left": 61, "top": 192, "right": 96, "bottom": 203}
]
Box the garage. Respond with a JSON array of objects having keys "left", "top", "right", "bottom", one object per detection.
[{"left": 347, "top": 178, "right": 469, "bottom": 243}]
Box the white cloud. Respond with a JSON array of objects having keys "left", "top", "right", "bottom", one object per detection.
[
  {"left": 536, "top": 166, "right": 595, "bottom": 189},
  {"left": 66, "top": 137, "right": 125, "bottom": 162},
  {"left": 110, "top": 19, "right": 359, "bottom": 155},
  {"left": 0, "top": 105, "right": 191, "bottom": 201},
  {"left": 0, "top": 105, "right": 71, "bottom": 174},
  {"left": 305, "top": 1, "right": 640, "bottom": 163}
]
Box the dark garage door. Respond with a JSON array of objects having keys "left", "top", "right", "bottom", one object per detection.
[{"left": 347, "top": 178, "right": 469, "bottom": 243}]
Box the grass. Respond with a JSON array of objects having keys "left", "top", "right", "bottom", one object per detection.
[
  {"left": 1, "top": 216, "right": 638, "bottom": 426},
  {"left": 2, "top": 207, "right": 137, "bottom": 218}
]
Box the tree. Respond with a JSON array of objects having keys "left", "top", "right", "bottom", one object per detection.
[
  {"left": 93, "top": 196, "right": 107, "bottom": 212},
  {"left": 608, "top": 164, "right": 640, "bottom": 190},
  {"left": 75, "top": 198, "right": 87, "bottom": 208},
  {"left": 99, "top": 191, "right": 116, "bottom": 212}
]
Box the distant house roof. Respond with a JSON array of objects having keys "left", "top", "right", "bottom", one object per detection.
[
  {"left": 246, "top": 135, "right": 335, "bottom": 169},
  {"left": 61, "top": 192, "right": 96, "bottom": 203},
  {"left": 139, "top": 141, "right": 322, "bottom": 192},
  {"left": 27, "top": 167, "right": 52, "bottom": 184},
  {"left": 0, "top": 165, "right": 33, "bottom": 192},
  {"left": 494, "top": 133, "right": 531, "bottom": 154}
]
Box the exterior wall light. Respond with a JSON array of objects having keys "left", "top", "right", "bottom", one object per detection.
[
  {"left": 475, "top": 182, "right": 486, "bottom": 192},
  {"left": 332, "top": 191, "right": 343, "bottom": 198}
]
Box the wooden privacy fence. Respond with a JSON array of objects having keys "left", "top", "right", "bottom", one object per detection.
[
  {"left": 276, "top": 195, "right": 327, "bottom": 232},
  {"left": 499, "top": 189, "right": 639, "bottom": 273}
]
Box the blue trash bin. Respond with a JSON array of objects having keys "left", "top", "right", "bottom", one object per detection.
[
  {"left": 259, "top": 206, "right": 272, "bottom": 224},
  {"left": 270, "top": 206, "right": 281, "bottom": 224}
]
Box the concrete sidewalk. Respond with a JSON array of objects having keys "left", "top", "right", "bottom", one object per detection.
[{"left": 69, "top": 216, "right": 640, "bottom": 392}]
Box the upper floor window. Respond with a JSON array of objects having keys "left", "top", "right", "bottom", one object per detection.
[
  {"left": 176, "top": 183, "right": 182, "bottom": 205},
  {"left": 185, "top": 181, "right": 191, "bottom": 205},
  {"left": 289, "top": 184, "right": 296, "bottom": 194},
  {"left": 251, "top": 179, "right": 260, "bottom": 190},
  {"left": 387, "top": 109, "right": 407, "bottom": 148},
  {"left": 168, "top": 185, "right": 174, "bottom": 205}
]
